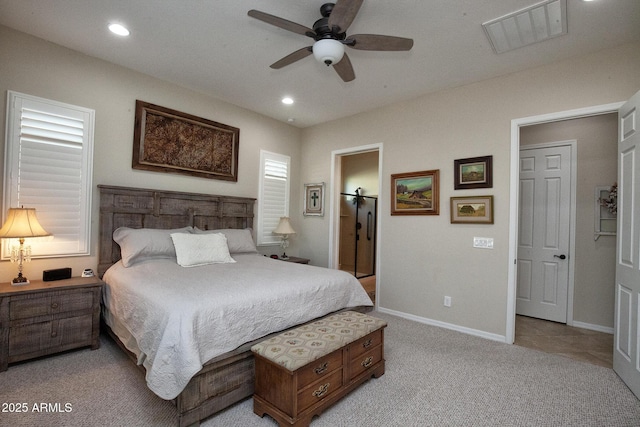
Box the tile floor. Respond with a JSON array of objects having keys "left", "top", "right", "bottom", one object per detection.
[{"left": 514, "top": 315, "right": 613, "bottom": 368}]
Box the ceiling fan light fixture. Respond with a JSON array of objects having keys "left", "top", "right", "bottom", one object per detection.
[{"left": 312, "top": 39, "right": 344, "bottom": 66}]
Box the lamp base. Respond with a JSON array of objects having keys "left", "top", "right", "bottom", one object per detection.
[
  {"left": 11, "top": 277, "right": 30, "bottom": 286},
  {"left": 280, "top": 252, "right": 289, "bottom": 260}
]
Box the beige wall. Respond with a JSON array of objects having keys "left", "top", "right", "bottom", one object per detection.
[
  {"left": 520, "top": 114, "right": 618, "bottom": 329},
  {"left": 2, "top": 22, "right": 638, "bottom": 340},
  {"left": 0, "top": 26, "right": 302, "bottom": 282},
  {"left": 341, "top": 151, "right": 379, "bottom": 197},
  {"left": 300, "top": 42, "right": 640, "bottom": 338}
]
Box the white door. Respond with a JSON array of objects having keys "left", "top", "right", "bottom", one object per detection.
[
  {"left": 517, "top": 143, "right": 572, "bottom": 323},
  {"left": 613, "top": 90, "right": 640, "bottom": 398}
]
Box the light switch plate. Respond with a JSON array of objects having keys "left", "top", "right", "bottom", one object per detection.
[{"left": 473, "top": 237, "right": 494, "bottom": 249}]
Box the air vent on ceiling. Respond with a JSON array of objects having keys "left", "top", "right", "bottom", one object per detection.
[{"left": 482, "top": 0, "right": 567, "bottom": 54}]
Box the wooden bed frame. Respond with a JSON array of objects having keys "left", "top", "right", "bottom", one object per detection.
[{"left": 98, "top": 185, "right": 367, "bottom": 426}]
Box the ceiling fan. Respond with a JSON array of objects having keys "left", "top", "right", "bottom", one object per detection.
[{"left": 248, "top": 0, "right": 414, "bottom": 82}]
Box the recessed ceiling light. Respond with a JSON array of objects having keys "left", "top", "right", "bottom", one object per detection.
[
  {"left": 282, "top": 97, "right": 294, "bottom": 105},
  {"left": 108, "top": 23, "right": 130, "bottom": 36}
]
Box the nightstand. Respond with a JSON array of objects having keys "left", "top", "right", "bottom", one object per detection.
[
  {"left": 281, "top": 256, "right": 310, "bottom": 264},
  {"left": 0, "top": 276, "right": 103, "bottom": 371}
]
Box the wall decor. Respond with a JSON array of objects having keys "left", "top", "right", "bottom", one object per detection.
[
  {"left": 391, "top": 170, "right": 439, "bottom": 215},
  {"left": 304, "top": 183, "right": 325, "bottom": 216},
  {"left": 594, "top": 185, "right": 616, "bottom": 240},
  {"left": 133, "top": 100, "right": 239, "bottom": 181},
  {"left": 454, "top": 155, "right": 493, "bottom": 189},
  {"left": 450, "top": 195, "right": 494, "bottom": 224}
]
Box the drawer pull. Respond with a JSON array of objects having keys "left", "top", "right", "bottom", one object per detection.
[
  {"left": 312, "top": 383, "right": 330, "bottom": 398},
  {"left": 314, "top": 362, "right": 329, "bottom": 375},
  {"left": 361, "top": 356, "right": 373, "bottom": 368},
  {"left": 51, "top": 302, "right": 59, "bottom": 309},
  {"left": 362, "top": 339, "right": 372, "bottom": 348},
  {"left": 51, "top": 331, "right": 57, "bottom": 337}
]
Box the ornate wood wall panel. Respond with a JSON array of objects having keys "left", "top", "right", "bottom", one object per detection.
[{"left": 133, "top": 100, "right": 240, "bottom": 181}]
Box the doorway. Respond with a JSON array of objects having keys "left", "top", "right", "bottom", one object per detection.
[
  {"left": 507, "top": 103, "right": 623, "bottom": 344},
  {"left": 329, "top": 144, "right": 382, "bottom": 305}
]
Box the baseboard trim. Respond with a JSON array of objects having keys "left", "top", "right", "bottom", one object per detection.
[
  {"left": 377, "top": 307, "right": 507, "bottom": 343},
  {"left": 572, "top": 321, "right": 614, "bottom": 335}
]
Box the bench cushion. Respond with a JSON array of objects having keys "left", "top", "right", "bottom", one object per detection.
[{"left": 251, "top": 311, "right": 387, "bottom": 372}]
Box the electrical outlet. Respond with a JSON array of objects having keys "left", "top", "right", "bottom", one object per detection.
[
  {"left": 473, "top": 237, "right": 494, "bottom": 249},
  {"left": 444, "top": 296, "right": 452, "bottom": 307}
]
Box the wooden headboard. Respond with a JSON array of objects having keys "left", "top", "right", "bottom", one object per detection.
[{"left": 98, "top": 185, "right": 256, "bottom": 277}]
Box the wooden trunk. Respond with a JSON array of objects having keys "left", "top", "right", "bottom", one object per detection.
[{"left": 253, "top": 328, "right": 385, "bottom": 426}]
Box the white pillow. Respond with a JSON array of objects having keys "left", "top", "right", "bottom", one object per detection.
[
  {"left": 113, "top": 226, "right": 193, "bottom": 267},
  {"left": 171, "top": 232, "right": 236, "bottom": 267},
  {"left": 193, "top": 228, "right": 257, "bottom": 254}
]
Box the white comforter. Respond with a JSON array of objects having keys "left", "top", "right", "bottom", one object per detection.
[{"left": 102, "top": 254, "right": 372, "bottom": 400}]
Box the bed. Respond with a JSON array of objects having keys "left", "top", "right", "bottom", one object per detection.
[{"left": 97, "top": 185, "right": 373, "bottom": 426}]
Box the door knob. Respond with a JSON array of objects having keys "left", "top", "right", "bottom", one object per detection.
[{"left": 554, "top": 254, "right": 566, "bottom": 260}]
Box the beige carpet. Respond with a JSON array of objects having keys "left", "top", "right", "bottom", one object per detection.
[{"left": 1, "top": 311, "right": 639, "bottom": 426}]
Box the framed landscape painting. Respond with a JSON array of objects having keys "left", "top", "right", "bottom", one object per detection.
[
  {"left": 450, "top": 195, "right": 494, "bottom": 224},
  {"left": 391, "top": 169, "right": 439, "bottom": 215},
  {"left": 454, "top": 155, "right": 492, "bottom": 189}
]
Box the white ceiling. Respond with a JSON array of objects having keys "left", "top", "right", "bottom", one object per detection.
[{"left": 1, "top": 0, "right": 639, "bottom": 128}]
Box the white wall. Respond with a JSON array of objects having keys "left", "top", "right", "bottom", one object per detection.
[
  {"left": 299, "top": 42, "right": 640, "bottom": 338},
  {"left": 0, "top": 25, "right": 302, "bottom": 282}
]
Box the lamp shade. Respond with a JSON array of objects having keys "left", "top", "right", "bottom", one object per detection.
[
  {"left": 0, "top": 208, "right": 51, "bottom": 239},
  {"left": 273, "top": 217, "right": 296, "bottom": 236},
  {"left": 313, "top": 39, "right": 345, "bottom": 65}
]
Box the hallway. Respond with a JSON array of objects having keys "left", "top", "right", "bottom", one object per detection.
[{"left": 515, "top": 315, "right": 613, "bottom": 368}]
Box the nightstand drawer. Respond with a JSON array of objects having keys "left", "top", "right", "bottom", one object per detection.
[
  {"left": 0, "top": 277, "right": 103, "bottom": 371},
  {"left": 9, "top": 289, "right": 95, "bottom": 321},
  {"left": 8, "top": 315, "right": 93, "bottom": 359}
]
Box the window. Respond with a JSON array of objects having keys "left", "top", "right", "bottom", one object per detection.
[
  {"left": 3, "top": 91, "right": 95, "bottom": 258},
  {"left": 257, "top": 150, "right": 290, "bottom": 246}
]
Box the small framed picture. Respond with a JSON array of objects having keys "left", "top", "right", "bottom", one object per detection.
[
  {"left": 450, "top": 195, "right": 494, "bottom": 224},
  {"left": 304, "top": 183, "right": 325, "bottom": 216},
  {"left": 391, "top": 169, "right": 439, "bottom": 215},
  {"left": 454, "top": 155, "right": 493, "bottom": 189}
]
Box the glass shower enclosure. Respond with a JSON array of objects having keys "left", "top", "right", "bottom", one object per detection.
[{"left": 339, "top": 188, "right": 377, "bottom": 279}]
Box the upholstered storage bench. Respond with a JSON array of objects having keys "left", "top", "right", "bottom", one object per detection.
[{"left": 251, "top": 311, "right": 387, "bottom": 426}]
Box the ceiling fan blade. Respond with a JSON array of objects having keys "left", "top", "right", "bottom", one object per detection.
[
  {"left": 248, "top": 10, "right": 315, "bottom": 38},
  {"left": 328, "top": 0, "right": 364, "bottom": 33},
  {"left": 347, "top": 34, "right": 414, "bottom": 51},
  {"left": 333, "top": 52, "right": 355, "bottom": 82},
  {"left": 270, "top": 47, "right": 313, "bottom": 69}
]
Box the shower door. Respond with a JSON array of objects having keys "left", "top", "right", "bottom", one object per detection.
[{"left": 339, "top": 192, "right": 377, "bottom": 278}]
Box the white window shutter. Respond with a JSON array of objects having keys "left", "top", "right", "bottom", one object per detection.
[
  {"left": 257, "top": 150, "right": 290, "bottom": 246},
  {"left": 3, "top": 91, "right": 94, "bottom": 258}
]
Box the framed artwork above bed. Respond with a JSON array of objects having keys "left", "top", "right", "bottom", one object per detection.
[{"left": 132, "top": 100, "right": 239, "bottom": 181}]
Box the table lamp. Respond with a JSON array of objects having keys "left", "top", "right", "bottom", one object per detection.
[
  {"left": 0, "top": 207, "right": 51, "bottom": 285},
  {"left": 273, "top": 217, "right": 296, "bottom": 260}
]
